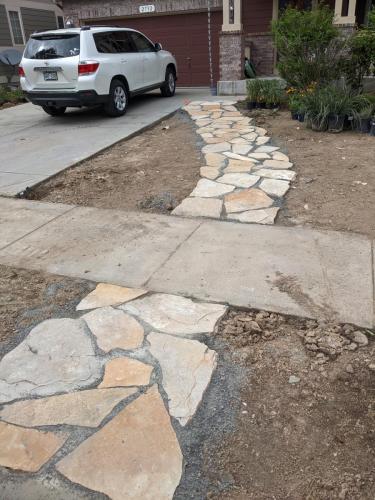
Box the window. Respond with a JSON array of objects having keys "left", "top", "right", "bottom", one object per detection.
[
  {"left": 129, "top": 32, "right": 155, "bottom": 53},
  {"left": 57, "top": 16, "right": 64, "bottom": 29},
  {"left": 24, "top": 34, "right": 80, "bottom": 59},
  {"left": 8, "top": 11, "right": 24, "bottom": 45},
  {"left": 94, "top": 31, "right": 135, "bottom": 53}
]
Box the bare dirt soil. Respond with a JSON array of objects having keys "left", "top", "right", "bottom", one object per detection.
[
  {"left": 240, "top": 107, "right": 375, "bottom": 239},
  {"left": 26, "top": 111, "right": 202, "bottom": 213},
  {"left": 0, "top": 265, "right": 94, "bottom": 356},
  {"left": 205, "top": 309, "right": 375, "bottom": 500}
]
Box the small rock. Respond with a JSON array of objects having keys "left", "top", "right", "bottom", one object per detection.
[
  {"left": 368, "top": 363, "right": 375, "bottom": 371},
  {"left": 288, "top": 375, "right": 300, "bottom": 384},
  {"left": 345, "top": 364, "right": 354, "bottom": 374},
  {"left": 351, "top": 331, "right": 368, "bottom": 347},
  {"left": 346, "top": 342, "right": 358, "bottom": 351}
]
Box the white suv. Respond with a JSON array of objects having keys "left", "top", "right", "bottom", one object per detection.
[{"left": 19, "top": 26, "right": 178, "bottom": 117}]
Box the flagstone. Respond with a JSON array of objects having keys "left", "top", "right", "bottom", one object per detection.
[
  {"left": 225, "top": 189, "right": 274, "bottom": 213},
  {"left": 256, "top": 136, "right": 270, "bottom": 145},
  {"left": 210, "top": 111, "right": 222, "bottom": 119},
  {"left": 255, "top": 145, "right": 279, "bottom": 153},
  {"left": 204, "top": 137, "right": 228, "bottom": 144},
  {"left": 190, "top": 179, "right": 234, "bottom": 198},
  {"left": 76, "top": 283, "right": 147, "bottom": 311},
  {"left": 148, "top": 332, "right": 217, "bottom": 426},
  {"left": 224, "top": 152, "right": 258, "bottom": 162},
  {"left": 263, "top": 159, "right": 294, "bottom": 169},
  {"left": 172, "top": 197, "right": 223, "bottom": 218},
  {"left": 0, "top": 388, "right": 137, "bottom": 428},
  {"left": 242, "top": 133, "right": 258, "bottom": 141},
  {"left": 272, "top": 151, "right": 290, "bottom": 162},
  {"left": 196, "top": 127, "right": 214, "bottom": 134},
  {"left": 255, "top": 168, "right": 296, "bottom": 181},
  {"left": 0, "top": 422, "right": 66, "bottom": 472},
  {"left": 202, "top": 142, "right": 231, "bottom": 154},
  {"left": 260, "top": 178, "right": 290, "bottom": 197},
  {"left": 247, "top": 152, "right": 271, "bottom": 160},
  {"left": 255, "top": 127, "right": 267, "bottom": 136},
  {"left": 205, "top": 152, "right": 226, "bottom": 168},
  {"left": 56, "top": 386, "right": 182, "bottom": 500},
  {"left": 227, "top": 207, "right": 279, "bottom": 224},
  {"left": 196, "top": 119, "right": 212, "bottom": 127},
  {"left": 230, "top": 137, "right": 250, "bottom": 144},
  {"left": 222, "top": 105, "right": 237, "bottom": 111},
  {"left": 122, "top": 293, "right": 227, "bottom": 336},
  {"left": 99, "top": 357, "right": 153, "bottom": 388},
  {"left": 0, "top": 319, "right": 102, "bottom": 404},
  {"left": 200, "top": 133, "right": 214, "bottom": 139},
  {"left": 202, "top": 103, "right": 221, "bottom": 110},
  {"left": 83, "top": 307, "right": 144, "bottom": 352},
  {"left": 200, "top": 166, "right": 220, "bottom": 180},
  {"left": 232, "top": 144, "right": 252, "bottom": 155},
  {"left": 217, "top": 173, "right": 260, "bottom": 188}
]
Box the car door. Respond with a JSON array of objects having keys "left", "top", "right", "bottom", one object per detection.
[{"left": 128, "top": 31, "right": 161, "bottom": 87}]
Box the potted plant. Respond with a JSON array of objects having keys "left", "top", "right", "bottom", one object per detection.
[
  {"left": 264, "top": 80, "right": 284, "bottom": 109},
  {"left": 370, "top": 116, "right": 375, "bottom": 136},
  {"left": 246, "top": 79, "right": 261, "bottom": 110},
  {"left": 326, "top": 88, "right": 352, "bottom": 133},
  {"left": 356, "top": 105, "right": 373, "bottom": 133},
  {"left": 303, "top": 88, "right": 329, "bottom": 132},
  {"left": 288, "top": 94, "right": 300, "bottom": 120}
]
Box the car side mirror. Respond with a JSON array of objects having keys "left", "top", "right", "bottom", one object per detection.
[{"left": 154, "top": 42, "right": 162, "bottom": 52}]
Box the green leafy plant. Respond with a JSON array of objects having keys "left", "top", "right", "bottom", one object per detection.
[
  {"left": 343, "top": 28, "right": 375, "bottom": 91},
  {"left": 263, "top": 80, "right": 284, "bottom": 106},
  {"left": 246, "top": 79, "right": 263, "bottom": 103},
  {"left": 0, "top": 86, "right": 25, "bottom": 104},
  {"left": 272, "top": 5, "right": 345, "bottom": 89}
]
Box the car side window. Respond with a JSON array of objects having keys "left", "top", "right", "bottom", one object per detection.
[
  {"left": 93, "top": 32, "right": 117, "bottom": 53},
  {"left": 112, "top": 31, "right": 135, "bottom": 53},
  {"left": 129, "top": 32, "right": 155, "bottom": 53}
]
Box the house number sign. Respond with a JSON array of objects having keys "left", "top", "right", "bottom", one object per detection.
[{"left": 139, "top": 5, "right": 155, "bottom": 13}]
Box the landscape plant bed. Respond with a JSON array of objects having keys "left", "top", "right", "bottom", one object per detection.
[
  {"left": 205, "top": 308, "right": 375, "bottom": 500},
  {"left": 0, "top": 87, "right": 26, "bottom": 110},
  {"left": 26, "top": 111, "right": 203, "bottom": 213},
  {"left": 237, "top": 105, "right": 375, "bottom": 238}
]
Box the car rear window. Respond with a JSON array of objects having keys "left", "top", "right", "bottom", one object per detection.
[{"left": 24, "top": 34, "right": 80, "bottom": 59}]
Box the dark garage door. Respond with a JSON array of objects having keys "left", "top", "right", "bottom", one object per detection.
[{"left": 92, "top": 11, "right": 222, "bottom": 87}]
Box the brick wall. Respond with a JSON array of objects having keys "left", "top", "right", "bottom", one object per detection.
[
  {"left": 245, "top": 33, "right": 275, "bottom": 76},
  {"left": 62, "top": 0, "right": 222, "bottom": 24},
  {"left": 219, "top": 31, "right": 244, "bottom": 81}
]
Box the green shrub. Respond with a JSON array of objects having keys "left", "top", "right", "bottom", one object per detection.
[
  {"left": 272, "top": 5, "right": 345, "bottom": 89},
  {"left": 343, "top": 27, "right": 375, "bottom": 90},
  {"left": 0, "top": 86, "right": 25, "bottom": 104},
  {"left": 246, "top": 79, "right": 263, "bottom": 102},
  {"left": 247, "top": 79, "right": 284, "bottom": 105}
]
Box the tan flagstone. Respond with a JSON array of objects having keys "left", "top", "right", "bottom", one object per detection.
[
  {"left": 263, "top": 159, "right": 293, "bottom": 169},
  {"left": 255, "top": 126, "right": 267, "bottom": 136},
  {"left": 196, "top": 127, "right": 214, "bottom": 134},
  {"left": 230, "top": 137, "right": 250, "bottom": 144},
  {"left": 200, "top": 133, "right": 213, "bottom": 139},
  {"left": 256, "top": 136, "right": 270, "bottom": 145},
  {"left": 200, "top": 166, "right": 220, "bottom": 180},
  {"left": 202, "top": 103, "right": 221, "bottom": 110},
  {"left": 226, "top": 159, "right": 255, "bottom": 171},
  {"left": 259, "top": 178, "right": 290, "bottom": 197},
  {"left": 56, "top": 386, "right": 182, "bottom": 500},
  {"left": 210, "top": 111, "right": 222, "bottom": 119},
  {"left": 205, "top": 152, "right": 226, "bottom": 168},
  {"left": 202, "top": 142, "right": 231, "bottom": 154},
  {"left": 227, "top": 207, "right": 279, "bottom": 224},
  {"left": 221, "top": 111, "right": 242, "bottom": 117},
  {"left": 254, "top": 168, "right": 296, "bottom": 181},
  {"left": 225, "top": 189, "right": 274, "bottom": 213},
  {"left": 0, "top": 422, "right": 66, "bottom": 472},
  {"left": 83, "top": 307, "right": 144, "bottom": 352},
  {"left": 272, "top": 151, "right": 290, "bottom": 162},
  {"left": 255, "top": 145, "right": 279, "bottom": 153},
  {"left": 195, "top": 119, "right": 212, "bottom": 127},
  {"left": 99, "top": 357, "right": 153, "bottom": 388},
  {"left": 232, "top": 144, "right": 252, "bottom": 155},
  {"left": 122, "top": 293, "right": 227, "bottom": 336},
  {"left": 224, "top": 152, "right": 258, "bottom": 162},
  {"left": 247, "top": 152, "right": 270, "bottom": 160},
  {"left": 76, "top": 283, "right": 147, "bottom": 311},
  {"left": 190, "top": 179, "right": 234, "bottom": 198},
  {"left": 172, "top": 197, "right": 223, "bottom": 219},
  {"left": 204, "top": 137, "right": 228, "bottom": 144},
  {"left": 148, "top": 332, "right": 217, "bottom": 426},
  {"left": 224, "top": 163, "right": 254, "bottom": 174},
  {"left": 242, "top": 133, "right": 258, "bottom": 141},
  {"left": 0, "top": 388, "right": 137, "bottom": 428},
  {"left": 217, "top": 173, "right": 260, "bottom": 188}
]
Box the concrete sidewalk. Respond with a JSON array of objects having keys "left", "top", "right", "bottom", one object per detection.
[
  {"left": 0, "top": 198, "right": 373, "bottom": 328},
  {"left": 0, "top": 89, "right": 232, "bottom": 196}
]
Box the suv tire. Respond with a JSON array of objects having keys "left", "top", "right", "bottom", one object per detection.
[
  {"left": 42, "top": 105, "right": 66, "bottom": 116},
  {"left": 161, "top": 67, "right": 176, "bottom": 97},
  {"left": 104, "top": 79, "right": 128, "bottom": 117}
]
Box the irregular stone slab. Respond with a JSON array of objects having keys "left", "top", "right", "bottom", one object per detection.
[
  {"left": 272, "top": 151, "right": 290, "bottom": 162},
  {"left": 247, "top": 152, "right": 270, "bottom": 160},
  {"left": 202, "top": 142, "right": 231, "bottom": 154},
  {"left": 255, "top": 168, "right": 296, "bottom": 181},
  {"left": 172, "top": 197, "right": 223, "bottom": 219},
  {"left": 0, "top": 422, "right": 66, "bottom": 472},
  {"left": 148, "top": 332, "right": 217, "bottom": 426},
  {"left": 217, "top": 173, "right": 260, "bottom": 188},
  {"left": 200, "top": 132, "right": 213, "bottom": 139},
  {"left": 255, "top": 127, "right": 267, "bottom": 136},
  {"left": 224, "top": 152, "right": 258, "bottom": 162},
  {"left": 200, "top": 166, "right": 220, "bottom": 180},
  {"left": 205, "top": 137, "right": 228, "bottom": 144},
  {"left": 242, "top": 133, "right": 258, "bottom": 141},
  {"left": 202, "top": 103, "right": 221, "bottom": 111},
  {"left": 232, "top": 144, "right": 252, "bottom": 155},
  {"left": 226, "top": 159, "right": 255, "bottom": 172},
  {"left": 227, "top": 207, "right": 279, "bottom": 224},
  {"left": 255, "top": 145, "right": 279, "bottom": 153},
  {"left": 205, "top": 152, "right": 226, "bottom": 168},
  {"left": 0, "top": 388, "right": 137, "bottom": 428},
  {"left": 56, "top": 386, "right": 182, "bottom": 500},
  {"left": 225, "top": 189, "right": 274, "bottom": 213},
  {"left": 0, "top": 319, "right": 102, "bottom": 404},
  {"left": 230, "top": 137, "right": 250, "bottom": 145},
  {"left": 256, "top": 136, "right": 270, "bottom": 145},
  {"left": 195, "top": 119, "right": 212, "bottom": 127},
  {"left": 122, "top": 293, "right": 227, "bottom": 336},
  {"left": 260, "top": 178, "right": 290, "bottom": 197},
  {"left": 83, "top": 307, "right": 144, "bottom": 352},
  {"left": 99, "top": 357, "right": 153, "bottom": 388},
  {"left": 263, "top": 159, "right": 293, "bottom": 169},
  {"left": 190, "top": 179, "right": 235, "bottom": 198},
  {"left": 77, "top": 283, "right": 147, "bottom": 311}
]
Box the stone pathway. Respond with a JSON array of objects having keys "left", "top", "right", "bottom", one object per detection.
[
  {"left": 173, "top": 101, "right": 296, "bottom": 224},
  {"left": 0, "top": 283, "right": 227, "bottom": 499}
]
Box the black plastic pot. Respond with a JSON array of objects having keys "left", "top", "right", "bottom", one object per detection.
[
  {"left": 266, "top": 102, "right": 279, "bottom": 110},
  {"left": 256, "top": 102, "right": 266, "bottom": 109},
  {"left": 358, "top": 118, "right": 371, "bottom": 133},
  {"left": 344, "top": 115, "right": 354, "bottom": 130},
  {"left": 297, "top": 112, "right": 305, "bottom": 123},
  {"left": 247, "top": 101, "right": 256, "bottom": 110},
  {"left": 328, "top": 114, "right": 345, "bottom": 133},
  {"left": 369, "top": 121, "right": 375, "bottom": 136},
  {"left": 311, "top": 117, "right": 327, "bottom": 132},
  {"left": 291, "top": 111, "right": 299, "bottom": 120}
]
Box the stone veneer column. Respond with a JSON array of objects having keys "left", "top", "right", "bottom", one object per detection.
[
  {"left": 219, "top": 0, "right": 244, "bottom": 81},
  {"left": 334, "top": 0, "right": 357, "bottom": 25}
]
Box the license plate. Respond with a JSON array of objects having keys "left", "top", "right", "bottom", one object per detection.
[{"left": 44, "top": 71, "right": 58, "bottom": 81}]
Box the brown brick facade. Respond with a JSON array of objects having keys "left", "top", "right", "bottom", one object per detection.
[
  {"left": 219, "top": 31, "right": 244, "bottom": 81},
  {"left": 245, "top": 33, "right": 275, "bottom": 76}
]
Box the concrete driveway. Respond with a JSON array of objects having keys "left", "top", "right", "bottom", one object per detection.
[{"left": 0, "top": 88, "right": 224, "bottom": 196}]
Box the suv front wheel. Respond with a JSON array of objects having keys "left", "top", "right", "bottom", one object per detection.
[
  {"left": 161, "top": 68, "right": 176, "bottom": 97},
  {"left": 104, "top": 79, "right": 128, "bottom": 117}
]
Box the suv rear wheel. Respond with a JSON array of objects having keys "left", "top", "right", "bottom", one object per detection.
[
  {"left": 161, "top": 68, "right": 176, "bottom": 97},
  {"left": 42, "top": 105, "right": 66, "bottom": 116},
  {"left": 104, "top": 79, "right": 128, "bottom": 117}
]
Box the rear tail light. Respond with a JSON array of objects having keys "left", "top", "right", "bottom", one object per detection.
[
  {"left": 18, "top": 66, "right": 25, "bottom": 77},
  {"left": 78, "top": 61, "right": 99, "bottom": 75}
]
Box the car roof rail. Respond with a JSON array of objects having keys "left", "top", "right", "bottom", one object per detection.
[{"left": 80, "top": 25, "right": 121, "bottom": 30}]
